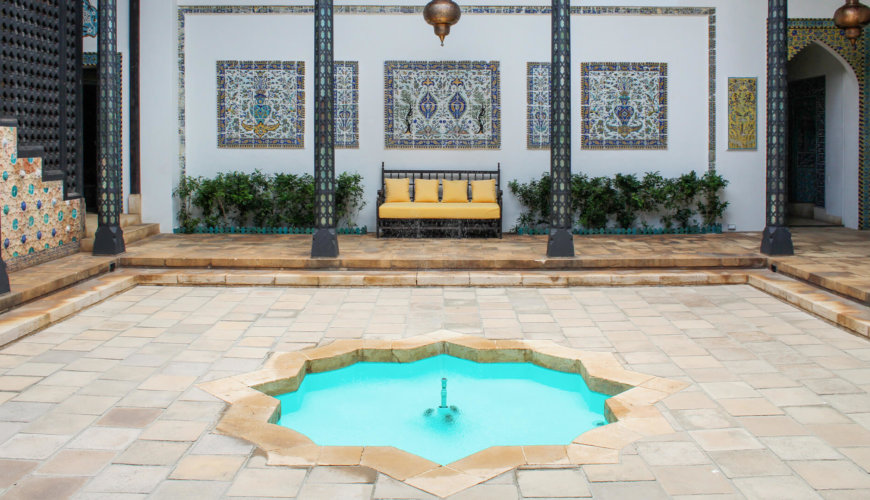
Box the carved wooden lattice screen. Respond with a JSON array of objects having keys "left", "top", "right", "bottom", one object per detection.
[{"left": 0, "top": 0, "right": 83, "bottom": 199}]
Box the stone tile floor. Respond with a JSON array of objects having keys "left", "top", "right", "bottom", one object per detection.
[{"left": 1, "top": 284, "right": 870, "bottom": 498}]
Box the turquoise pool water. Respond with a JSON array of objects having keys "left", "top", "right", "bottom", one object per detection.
[{"left": 276, "top": 354, "right": 609, "bottom": 465}]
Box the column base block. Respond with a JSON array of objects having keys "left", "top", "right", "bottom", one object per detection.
[
  {"left": 760, "top": 225, "right": 794, "bottom": 256},
  {"left": 547, "top": 228, "right": 575, "bottom": 258},
  {"left": 93, "top": 225, "right": 126, "bottom": 256},
  {"left": 0, "top": 259, "right": 9, "bottom": 295},
  {"left": 311, "top": 228, "right": 339, "bottom": 258}
]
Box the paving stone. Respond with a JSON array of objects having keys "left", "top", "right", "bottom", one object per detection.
[
  {"left": 37, "top": 449, "right": 115, "bottom": 475},
  {"left": 97, "top": 407, "right": 162, "bottom": 428},
  {"left": 68, "top": 427, "right": 141, "bottom": 450},
  {"left": 23, "top": 412, "right": 96, "bottom": 435},
  {"left": 444, "top": 483, "right": 519, "bottom": 499},
  {"left": 115, "top": 440, "right": 190, "bottom": 466},
  {"left": 840, "top": 447, "right": 870, "bottom": 473},
  {"left": 652, "top": 465, "right": 735, "bottom": 495},
  {"left": 150, "top": 480, "right": 229, "bottom": 500},
  {"left": 307, "top": 465, "right": 378, "bottom": 483},
  {"left": 587, "top": 481, "right": 670, "bottom": 500},
  {"left": 516, "top": 469, "right": 590, "bottom": 498},
  {"left": 0, "top": 433, "right": 69, "bottom": 459},
  {"left": 1, "top": 476, "right": 88, "bottom": 500},
  {"left": 139, "top": 420, "right": 208, "bottom": 441},
  {"left": 762, "top": 436, "right": 843, "bottom": 461},
  {"left": 226, "top": 468, "right": 307, "bottom": 497},
  {"left": 583, "top": 455, "right": 655, "bottom": 482},
  {"left": 790, "top": 460, "right": 870, "bottom": 490},
  {"left": 297, "top": 483, "right": 374, "bottom": 500},
  {"left": 690, "top": 428, "right": 764, "bottom": 451},
  {"left": 636, "top": 441, "right": 711, "bottom": 466},
  {"left": 736, "top": 416, "right": 808, "bottom": 436},
  {"left": 0, "top": 458, "right": 38, "bottom": 488},
  {"left": 85, "top": 464, "right": 170, "bottom": 494},
  {"left": 190, "top": 433, "right": 254, "bottom": 455},
  {"left": 169, "top": 454, "right": 245, "bottom": 480},
  {"left": 807, "top": 423, "right": 870, "bottom": 447},
  {"left": 733, "top": 475, "right": 823, "bottom": 499},
  {"left": 709, "top": 449, "right": 792, "bottom": 478},
  {"left": 373, "top": 474, "right": 437, "bottom": 499}
]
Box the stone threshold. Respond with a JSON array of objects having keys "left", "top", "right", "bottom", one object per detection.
[
  {"left": 197, "top": 332, "right": 689, "bottom": 498},
  {"left": 1, "top": 268, "right": 869, "bottom": 351}
]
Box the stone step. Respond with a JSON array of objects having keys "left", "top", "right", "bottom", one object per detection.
[
  {"left": 84, "top": 213, "right": 142, "bottom": 237},
  {"left": 79, "top": 222, "right": 160, "bottom": 253}
]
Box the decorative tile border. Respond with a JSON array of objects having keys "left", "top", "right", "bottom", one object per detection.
[
  {"left": 727, "top": 77, "right": 757, "bottom": 150},
  {"left": 383, "top": 61, "right": 500, "bottom": 150},
  {"left": 177, "top": 6, "right": 716, "bottom": 172},
  {"left": 580, "top": 62, "right": 668, "bottom": 150},
  {"left": 335, "top": 61, "right": 359, "bottom": 149},
  {"left": 526, "top": 62, "right": 550, "bottom": 149},
  {"left": 216, "top": 60, "right": 306, "bottom": 149},
  {"left": 199, "top": 332, "right": 687, "bottom": 498},
  {"left": 787, "top": 19, "right": 868, "bottom": 229}
]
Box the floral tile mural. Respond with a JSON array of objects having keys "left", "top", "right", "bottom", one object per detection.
[
  {"left": 384, "top": 61, "right": 500, "bottom": 149},
  {"left": 216, "top": 60, "right": 305, "bottom": 149},
  {"left": 335, "top": 61, "right": 359, "bottom": 149},
  {"left": 580, "top": 62, "right": 668, "bottom": 150},
  {"left": 728, "top": 77, "right": 758, "bottom": 150},
  {"left": 527, "top": 62, "right": 550, "bottom": 150},
  {"left": 83, "top": 0, "right": 98, "bottom": 38},
  {"left": 0, "top": 125, "right": 83, "bottom": 271}
]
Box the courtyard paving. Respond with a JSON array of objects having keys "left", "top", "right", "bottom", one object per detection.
[{"left": 1, "top": 284, "right": 870, "bottom": 498}]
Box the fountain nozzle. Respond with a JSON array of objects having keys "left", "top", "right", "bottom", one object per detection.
[{"left": 440, "top": 377, "right": 448, "bottom": 408}]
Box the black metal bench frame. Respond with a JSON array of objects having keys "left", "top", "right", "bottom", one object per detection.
[{"left": 376, "top": 162, "right": 503, "bottom": 239}]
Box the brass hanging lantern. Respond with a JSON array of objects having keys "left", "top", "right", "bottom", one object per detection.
[
  {"left": 834, "top": 0, "right": 870, "bottom": 46},
  {"left": 424, "top": 0, "right": 461, "bottom": 46}
]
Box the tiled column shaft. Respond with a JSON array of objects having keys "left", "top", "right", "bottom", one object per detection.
[
  {"left": 93, "top": 0, "right": 125, "bottom": 255},
  {"left": 547, "top": 0, "right": 575, "bottom": 257},
  {"left": 311, "top": 0, "right": 339, "bottom": 258},
  {"left": 761, "top": 0, "right": 793, "bottom": 255}
]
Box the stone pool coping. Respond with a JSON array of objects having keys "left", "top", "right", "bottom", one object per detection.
[{"left": 197, "top": 331, "right": 689, "bottom": 498}]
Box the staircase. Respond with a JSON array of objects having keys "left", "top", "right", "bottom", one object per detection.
[{"left": 80, "top": 194, "right": 160, "bottom": 252}]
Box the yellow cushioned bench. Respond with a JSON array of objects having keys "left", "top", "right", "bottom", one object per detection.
[{"left": 376, "top": 163, "right": 503, "bottom": 238}]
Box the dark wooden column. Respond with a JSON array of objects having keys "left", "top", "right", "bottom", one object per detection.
[
  {"left": 311, "top": 0, "right": 339, "bottom": 258},
  {"left": 547, "top": 0, "right": 575, "bottom": 257},
  {"left": 93, "top": 0, "right": 126, "bottom": 255},
  {"left": 761, "top": 0, "right": 794, "bottom": 255}
]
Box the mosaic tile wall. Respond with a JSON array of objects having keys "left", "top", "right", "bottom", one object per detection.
[
  {"left": 83, "top": 0, "right": 98, "bottom": 38},
  {"left": 0, "top": 125, "right": 83, "bottom": 272},
  {"left": 216, "top": 60, "right": 305, "bottom": 149},
  {"left": 384, "top": 61, "right": 501, "bottom": 149},
  {"left": 728, "top": 77, "right": 758, "bottom": 150},
  {"left": 527, "top": 62, "right": 550, "bottom": 150},
  {"left": 581, "top": 62, "right": 668, "bottom": 150},
  {"left": 788, "top": 19, "right": 868, "bottom": 229},
  {"left": 335, "top": 61, "right": 359, "bottom": 149}
]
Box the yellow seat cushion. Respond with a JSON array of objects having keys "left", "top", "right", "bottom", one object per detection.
[
  {"left": 379, "top": 202, "right": 500, "bottom": 219},
  {"left": 442, "top": 180, "right": 468, "bottom": 203},
  {"left": 384, "top": 178, "right": 410, "bottom": 203},
  {"left": 471, "top": 179, "right": 497, "bottom": 203},
  {"left": 414, "top": 179, "right": 439, "bottom": 202}
]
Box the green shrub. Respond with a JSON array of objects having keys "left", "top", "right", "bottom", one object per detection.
[
  {"left": 175, "top": 169, "right": 365, "bottom": 230},
  {"left": 509, "top": 169, "right": 728, "bottom": 231}
]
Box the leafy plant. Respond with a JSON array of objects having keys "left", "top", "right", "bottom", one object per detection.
[
  {"left": 174, "top": 170, "right": 366, "bottom": 231},
  {"left": 697, "top": 170, "right": 730, "bottom": 226},
  {"left": 508, "top": 172, "right": 551, "bottom": 229},
  {"left": 660, "top": 171, "right": 700, "bottom": 230},
  {"left": 571, "top": 174, "right": 615, "bottom": 229}
]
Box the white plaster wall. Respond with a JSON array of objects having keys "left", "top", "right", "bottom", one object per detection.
[
  {"left": 139, "top": 0, "right": 178, "bottom": 229},
  {"left": 789, "top": 43, "right": 861, "bottom": 229},
  {"left": 141, "top": 0, "right": 771, "bottom": 232},
  {"left": 789, "top": 0, "right": 843, "bottom": 19}
]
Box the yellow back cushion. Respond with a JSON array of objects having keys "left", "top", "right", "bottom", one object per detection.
[
  {"left": 414, "top": 179, "right": 439, "bottom": 203},
  {"left": 471, "top": 179, "right": 497, "bottom": 203},
  {"left": 441, "top": 180, "right": 468, "bottom": 203},
  {"left": 384, "top": 178, "right": 410, "bottom": 203}
]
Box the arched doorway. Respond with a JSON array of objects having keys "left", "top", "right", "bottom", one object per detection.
[
  {"left": 787, "top": 42, "right": 860, "bottom": 228},
  {"left": 787, "top": 20, "right": 866, "bottom": 230}
]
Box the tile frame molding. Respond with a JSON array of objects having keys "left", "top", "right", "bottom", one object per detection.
[
  {"left": 199, "top": 331, "right": 687, "bottom": 498},
  {"left": 176, "top": 5, "right": 717, "bottom": 174}
]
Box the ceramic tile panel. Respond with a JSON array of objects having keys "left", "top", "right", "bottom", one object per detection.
[
  {"left": 335, "top": 61, "right": 359, "bottom": 149},
  {"left": 83, "top": 0, "right": 98, "bottom": 38},
  {"left": 527, "top": 62, "right": 550, "bottom": 150},
  {"left": 384, "top": 61, "right": 501, "bottom": 149},
  {"left": 728, "top": 77, "right": 757, "bottom": 150},
  {"left": 216, "top": 60, "right": 306, "bottom": 149},
  {"left": 581, "top": 62, "right": 668, "bottom": 150}
]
